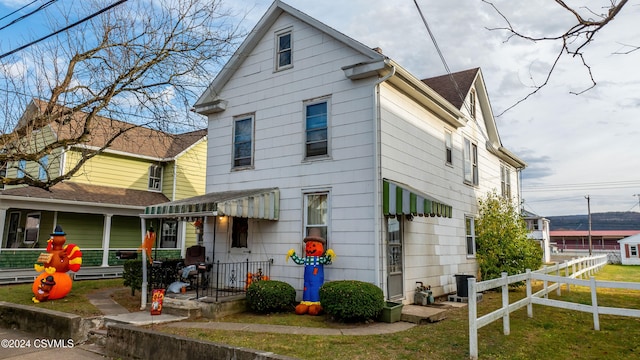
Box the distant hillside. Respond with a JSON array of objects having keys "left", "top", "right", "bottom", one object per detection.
[{"left": 547, "top": 212, "right": 640, "bottom": 231}]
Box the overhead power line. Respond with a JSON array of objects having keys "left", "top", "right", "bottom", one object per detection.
[
  {"left": 0, "top": 0, "right": 58, "bottom": 32},
  {"left": 0, "top": 0, "right": 129, "bottom": 61},
  {"left": 0, "top": 0, "right": 39, "bottom": 22},
  {"left": 523, "top": 179, "right": 640, "bottom": 192}
]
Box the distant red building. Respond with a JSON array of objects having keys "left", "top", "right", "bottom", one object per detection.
[{"left": 551, "top": 230, "right": 640, "bottom": 251}]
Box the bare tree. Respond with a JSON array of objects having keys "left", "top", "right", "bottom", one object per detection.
[
  {"left": 483, "top": 0, "right": 630, "bottom": 115},
  {"left": 0, "top": 0, "right": 243, "bottom": 189}
]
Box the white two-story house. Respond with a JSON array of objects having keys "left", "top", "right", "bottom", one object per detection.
[{"left": 144, "top": 0, "right": 526, "bottom": 303}]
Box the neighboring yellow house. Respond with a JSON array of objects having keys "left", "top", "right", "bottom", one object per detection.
[{"left": 0, "top": 100, "right": 207, "bottom": 269}]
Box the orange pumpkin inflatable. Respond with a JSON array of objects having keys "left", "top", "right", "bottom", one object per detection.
[{"left": 32, "top": 225, "right": 82, "bottom": 302}]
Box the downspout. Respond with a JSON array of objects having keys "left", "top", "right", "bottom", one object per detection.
[{"left": 373, "top": 63, "right": 395, "bottom": 291}]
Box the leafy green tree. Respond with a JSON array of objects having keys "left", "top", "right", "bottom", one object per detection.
[{"left": 475, "top": 191, "right": 542, "bottom": 282}]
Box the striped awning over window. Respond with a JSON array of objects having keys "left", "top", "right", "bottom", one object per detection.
[
  {"left": 383, "top": 179, "right": 452, "bottom": 218},
  {"left": 142, "top": 188, "right": 279, "bottom": 220}
]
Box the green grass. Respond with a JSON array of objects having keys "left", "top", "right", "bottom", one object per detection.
[
  {"left": 2, "top": 265, "right": 640, "bottom": 359},
  {"left": 155, "top": 265, "right": 640, "bottom": 360},
  {"left": 0, "top": 278, "right": 126, "bottom": 317}
]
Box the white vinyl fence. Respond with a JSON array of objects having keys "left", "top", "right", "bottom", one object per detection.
[{"left": 467, "top": 255, "right": 640, "bottom": 359}]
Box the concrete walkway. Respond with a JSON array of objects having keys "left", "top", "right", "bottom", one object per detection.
[{"left": 89, "top": 287, "right": 467, "bottom": 335}]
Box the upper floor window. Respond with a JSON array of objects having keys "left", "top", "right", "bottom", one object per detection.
[
  {"left": 444, "top": 130, "right": 453, "bottom": 165},
  {"left": 17, "top": 159, "right": 26, "bottom": 179},
  {"left": 463, "top": 138, "right": 478, "bottom": 185},
  {"left": 501, "top": 164, "right": 512, "bottom": 198},
  {"left": 233, "top": 115, "right": 254, "bottom": 168},
  {"left": 148, "top": 164, "right": 162, "bottom": 191},
  {"left": 469, "top": 89, "right": 477, "bottom": 119},
  {"left": 38, "top": 155, "right": 48, "bottom": 181},
  {"left": 276, "top": 29, "right": 292, "bottom": 71},
  {"left": 305, "top": 99, "right": 329, "bottom": 158},
  {"left": 465, "top": 215, "right": 476, "bottom": 257}
]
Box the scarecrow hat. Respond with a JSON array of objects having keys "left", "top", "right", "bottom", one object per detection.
[
  {"left": 51, "top": 225, "right": 66, "bottom": 236},
  {"left": 41, "top": 275, "right": 56, "bottom": 286},
  {"left": 303, "top": 228, "right": 326, "bottom": 245}
]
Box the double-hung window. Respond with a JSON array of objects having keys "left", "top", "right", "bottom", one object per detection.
[
  {"left": 38, "top": 155, "right": 48, "bottom": 181},
  {"left": 233, "top": 115, "right": 254, "bottom": 168},
  {"left": 17, "top": 159, "right": 26, "bottom": 179},
  {"left": 463, "top": 138, "right": 478, "bottom": 185},
  {"left": 445, "top": 130, "right": 453, "bottom": 165},
  {"left": 276, "top": 30, "right": 292, "bottom": 70},
  {"left": 148, "top": 164, "right": 162, "bottom": 191},
  {"left": 305, "top": 99, "right": 329, "bottom": 158},
  {"left": 465, "top": 215, "right": 476, "bottom": 257},
  {"left": 501, "top": 164, "right": 512, "bottom": 198},
  {"left": 231, "top": 217, "right": 249, "bottom": 248},
  {"left": 469, "top": 89, "right": 477, "bottom": 119},
  {"left": 304, "top": 192, "right": 329, "bottom": 243}
]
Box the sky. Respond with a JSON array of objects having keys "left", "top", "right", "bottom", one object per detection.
[{"left": 1, "top": 0, "right": 639, "bottom": 217}]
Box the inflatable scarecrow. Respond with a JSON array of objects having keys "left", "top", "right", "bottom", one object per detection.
[
  {"left": 286, "top": 228, "right": 335, "bottom": 315},
  {"left": 32, "top": 225, "right": 82, "bottom": 302}
]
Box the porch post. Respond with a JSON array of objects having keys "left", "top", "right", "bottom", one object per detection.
[
  {"left": 140, "top": 217, "right": 148, "bottom": 310},
  {"left": 0, "top": 207, "right": 6, "bottom": 253},
  {"left": 101, "top": 214, "right": 113, "bottom": 267}
]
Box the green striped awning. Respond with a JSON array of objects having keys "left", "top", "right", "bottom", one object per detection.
[
  {"left": 142, "top": 188, "right": 279, "bottom": 220},
  {"left": 383, "top": 179, "right": 452, "bottom": 218}
]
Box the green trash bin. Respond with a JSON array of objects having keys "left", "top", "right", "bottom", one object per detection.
[{"left": 379, "top": 301, "right": 403, "bottom": 323}]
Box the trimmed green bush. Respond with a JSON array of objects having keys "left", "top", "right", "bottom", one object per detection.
[
  {"left": 246, "top": 280, "right": 296, "bottom": 314},
  {"left": 123, "top": 259, "right": 143, "bottom": 296},
  {"left": 320, "top": 280, "right": 385, "bottom": 322}
]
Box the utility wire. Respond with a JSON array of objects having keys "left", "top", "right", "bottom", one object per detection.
[
  {"left": 0, "top": 0, "right": 129, "bottom": 60},
  {"left": 0, "top": 0, "right": 58, "bottom": 32},
  {"left": 0, "top": 0, "right": 39, "bottom": 22}
]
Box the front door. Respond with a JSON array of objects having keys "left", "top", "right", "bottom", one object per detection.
[
  {"left": 5, "top": 212, "right": 20, "bottom": 248},
  {"left": 386, "top": 217, "right": 403, "bottom": 299}
]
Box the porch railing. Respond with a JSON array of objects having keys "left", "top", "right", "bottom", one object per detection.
[{"left": 198, "top": 259, "right": 273, "bottom": 301}]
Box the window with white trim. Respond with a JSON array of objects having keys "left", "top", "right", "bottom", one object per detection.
[
  {"left": 304, "top": 98, "right": 329, "bottom": 158},
  {"left": 17, "top": 159, "right": 26, "bottom": 179},
  {"left": 445, "top": 130, "right": 453, "bottom": 165},
  {"left": 470, "top": 89, "right": 477, "bottom": 119},
  {"left": 304, "top": 192, "right": 329, "bottom": 243},
  {"left": 160, "top": 220, "right": 177, "bottom": 248},
  {"left": 233, "top": 115, "right": 254, "bottom": 168},
  {"left": 463, "top": 138, "right": 478, "bottom": 185},
  {"left": 501, "top": 164, "right": 512, "bottom": 198},
  {"left": 38, "top": 155, "right": 48, "bottom": 181},
  {"left": 465, "top": 215, "right": 476, "bottom": 257},
  {"left": 631, "top": 245, "right": 638, "bottom": 257},
  {"left": 148, "top": 164, "right": 162, "bottom": 191},
  {"left": 275, "top": 29, "right": 292, "bottom": 71}
]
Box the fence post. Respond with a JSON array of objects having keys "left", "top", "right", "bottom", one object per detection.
[
  {"left": 526, "top": 269, "right": 533, "bottom": 318},
  {"left": 501, "top": 272, "right": 510, "bottom": 335},
  {"left": 215, "top": 260, "right": 220, "bottom": 302},
  {"left": 590, "top": 276, "right": 600, "bottom": 331},
  {"left": 565, "top": 260, "right": 570, "bottom": 292},
  {"left": 468, "top": 276, "right": 478, "bottom": 360},
  {"left": 543, "top": 265, "right": 549, "bottom": 299},
  {"left": 556, "top": 263, "right": 561, "bottom": 296},
  {"left": 572, "top": 258, "right": 576, "bottom": 280}
]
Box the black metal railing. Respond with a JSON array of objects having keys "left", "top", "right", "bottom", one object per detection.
[{"left": 198, "top": 259, "right": 273, "bottom": 301}]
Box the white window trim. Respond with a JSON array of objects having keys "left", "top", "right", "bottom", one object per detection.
[
  {"left": 501, "top": 163, "right": 512, "bottom": 198},
  {"left": 23, "top": 212, "right": 41, "bottom": 244},
  {"left": 445, "top": 129, "right": 453, "bottom": 166},
  {"left": 469, "top": 89, "right": 477, "bottom": 119},
  {"left": 232, "top": 114, "right": 255, "bottom": 170},
  {"left": 148, "top": 164, "right": 162, "bottom": 192},
  {"left": 275, "top": 28, "right": 293, "bottom": 71},
  {"left": 463, "top": 138, "right": 478, "bottom": 186},
  {"left": 229, "top": 217, "right": 252, "bottom": 255},
  {"left": 303, "top": 96, "right": 331, "bottom": 160},
  {"left": 303, "top": 189, "right": 331, "bottom": 247},
  {"left": 465, "top": 215, "right": 476, "bottom": 258}
]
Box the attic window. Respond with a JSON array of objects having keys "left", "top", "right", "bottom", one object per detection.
[
  {"left": 276, "top": 29, "right": 292, "bottom": 71},
  {"left": 469, "top": 89, "right": 477, "bottom": 119}
]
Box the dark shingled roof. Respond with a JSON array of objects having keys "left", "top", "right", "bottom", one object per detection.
[
  {"left": 421, "top": 68, "right": 479, "bottom": 109},
  {"left": 0, "top": 182, "right": 169, "bottom": 207}
]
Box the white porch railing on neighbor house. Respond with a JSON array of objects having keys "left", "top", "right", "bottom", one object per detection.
[{"left": 467, "top": 254, "right": 640, "bottom": 360}]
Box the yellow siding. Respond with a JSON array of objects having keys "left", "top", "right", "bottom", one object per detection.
[
  {"left": 64, "top": 150, "right": 152, "bottom": 191},
  {"left": 162, "top": 162, "right": 176, "bottom": 200},
  {"left": 173, "top": 140, "right": 207, "bottom": 200},
  {"left": 5, "top": 126, "right": 63, "bottom": 183}
]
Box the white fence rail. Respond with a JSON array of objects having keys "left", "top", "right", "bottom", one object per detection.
[{"left": 467, "top": 254, "right": 640, "bottom": 359}]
